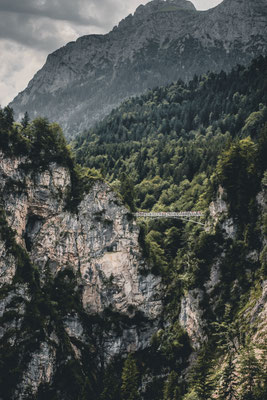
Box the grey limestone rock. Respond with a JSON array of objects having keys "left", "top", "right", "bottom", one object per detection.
[
  {"left": 10, "top": 0, "right": 267, "bottom": 138},
  {"left": 0, "top": 151, "right": 162, "bottom": 396},
  {"left": 179, "top": 288, "right": 207, "bottom": 349}
]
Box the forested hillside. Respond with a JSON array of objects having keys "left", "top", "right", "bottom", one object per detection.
[
  {"left": 72, "top": 56, "right": 267, "bottom": 399},
  {"left": 74, "top": 56, "right": 267, "bottom": 211},
  {"left": 0, "top": 57, "right": 266, "bottom": 399}
]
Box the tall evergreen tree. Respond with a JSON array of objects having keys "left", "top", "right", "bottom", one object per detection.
[
  {"left": 121, "top": 354, "right": 140, "bottom": 400},
  {"left": 119, "top": 172, "right": 136, "bottom": 212},
  {"left": 218, "top": 353, "right": 239, "bottom": 400},
  {"left": 238, "top": 345, "right": 262, "bottom": 400},
  {"left": 100, "top": 363, "right": 121, "bottom": 400},
  {"left": 21, "top": 111, "right": 30, "bottom": 129},
  {"left": 190, "top": 350, "right": 214, "bottom": 400},
  {"left": 163, "top": 371, "right": 182, "bottom": 400}
]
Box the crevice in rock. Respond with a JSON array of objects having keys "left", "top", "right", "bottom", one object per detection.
[{"left": 24, "top": 214, "right": 44, "bottom": 252}]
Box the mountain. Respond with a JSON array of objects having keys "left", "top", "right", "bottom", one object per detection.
[
  {"left": 1, "top": 57, "right": 266, "bottom": 399},
  {"left": 10, "top": 0, "right": 267, "bottom": 138}
]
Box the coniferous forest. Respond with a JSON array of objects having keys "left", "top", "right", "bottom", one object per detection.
[
  {"left": 0, "top": 57, "right": 266, "bottom": 399},
  {"left": 73, "top": 56, "right": 267, "bottom": 399}
]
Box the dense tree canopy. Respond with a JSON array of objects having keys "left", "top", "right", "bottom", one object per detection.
[
  {"left": 72, "top": 56, "right": 267, "bottom": 400},
  {"left": 73, "top": 56, "right": 267, "bottom": 213},
  {"left": 0, "top": 56, "right": 266, "bottom": 400}
]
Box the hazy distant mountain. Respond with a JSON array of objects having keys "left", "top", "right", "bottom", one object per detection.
[{"left": 10, "top": 0, "right": 267, "bottom": 138}]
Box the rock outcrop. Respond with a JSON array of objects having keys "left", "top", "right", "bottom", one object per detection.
[
  {"left": 0, "top": 150, "right": 162, "bottom": 398},
  {"left": 10, "top": 0, "right": 267, "bottom": 138},
  {"left": 179, "top": 289, "right": 206, "bottom": 349}
]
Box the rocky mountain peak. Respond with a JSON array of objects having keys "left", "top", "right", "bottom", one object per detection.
[
  {"left": 117, "top": 0, "right": 196, "bottom": 30},
  {"left": 134, "top": 0, "right": 196, "bottom": 16},
  {"left": 10, "top": 0, "right": 267, "bottom": 138}
]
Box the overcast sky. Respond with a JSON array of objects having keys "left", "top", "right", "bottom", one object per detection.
[{"left": 0, "top": 0, "right": 223, "bottom": 107}]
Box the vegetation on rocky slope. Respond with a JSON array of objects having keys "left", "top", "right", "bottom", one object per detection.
[
  {"left": 0, "top": 56, "right": 266, "bottom": 399},
  {"left": 0, "top": 110, "right": 102, "bottom": 212},
  {"left": 72, "top": 56, "right": 267, "bottom": 399}
]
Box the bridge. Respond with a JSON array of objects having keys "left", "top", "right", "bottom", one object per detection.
[{"left": 134, "top": 211, "right": 205, "bottom": 226}]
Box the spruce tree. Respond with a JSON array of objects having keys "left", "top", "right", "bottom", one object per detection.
[
  {"left": 119, "top": 172, "right": 136, "bottom": 212},
  {"left": 21, "top": 111, "right": 30, "bottom": 129},
  {"left": 163, "top": 371, "right": 182, "bottom": 400},
  {"left": 190, "top": 350, "right": 214, "bottom": 400},
  {"left": 121, "top": 354, "right": 140, "bottom": 400},
  {"left": 238, "top": 345, "right": 262, "bottom": 400},
  {"left": 218, "top": 353, "right": 238, "bottom": 400},
  {"left": 100, "top": 364, "right": 121, "bottom": 400},
  {"left": 259, "top": 340, "right": 267, "bottom": 399}
]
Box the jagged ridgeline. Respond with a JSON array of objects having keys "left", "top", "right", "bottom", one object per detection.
[
  {"left": 0, "top": 58, "right": 266, "bottom": 399},
  {"left": 10, "top": 0, "right": 267, "bottom": 138}
]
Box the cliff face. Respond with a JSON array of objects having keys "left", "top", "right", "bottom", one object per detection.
[
  {"left": 0, "top": 150, "right": 162, "bottom": 399},
  {"left": 10, "top": 0, "right": 267, "bottom": 138},
  {"left": 1, "top": 120, "right": 266, "bottom": 398},
  {"left": 178, "top": 183, "right": 267, "bottom": 351}
]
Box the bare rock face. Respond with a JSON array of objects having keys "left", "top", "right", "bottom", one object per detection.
[
  {"left": 10, "top": 0, "right": 267, "bottom": 138},
  {"left": 27, "top": 180, "right": 162, "bottom": 317},
  {"left": 209, "top": 185, "right": 237, "bottom": 239},
  {"left": 179, "top": 289, "right": 207, "bottom": 349},
  {"left": 0, "top": 151, "right": 161, "bottom": 317},
  {"left": 15, "top": 342, "right": 56, "bottom": 400},
  {"left": 0, "top": 239, "right": 16, "bottom": 286},
  {"left": 0, "top": 150, "right": 162, "bottom": 397}
]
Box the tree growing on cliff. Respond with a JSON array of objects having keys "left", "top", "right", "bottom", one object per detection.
[
  {"left": 121, "top": 354, "right": 140, "bottom": 400},
  {"left": 238, "top": 345, "right": 262, "bottom": 400},
  {"left": 218, "top": 353, "right": 238, "bottom": 400},
  {"left": 163, "top": 371, "right": 182, "bottom": 400},
  {"left": 189, "top": 349, "right": 214, "bottom": 400},
  {"left": 119, "top": 172, "right": 136, "bottom": 212}
]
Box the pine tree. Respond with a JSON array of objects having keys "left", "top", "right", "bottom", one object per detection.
[
  {"left": 238, "top": 345, "right": 262, "bottom": 400},
  {"left": 100, "top": 363, "right": 120, "bottom": 400},
  {"left": 119, "top": 172, "right": 136, "bottom": 212},
  {"left": 213, "top": 303, "right": 242, "bottom": 353},
  {"left": 21, "top": 111, "right": 30, "bottom": 129},
  {"left": 121, "top": 354, "right": 140, "bottom": 400},
  {"left": 163, "top": 371, "right": 182, "bottom": 400},
  {"left": 218, "top": 353, "right": 239, "bottom": 400},
  {"left": 190, "top": 350, "right": 214, "bottom": 400},
  {"left": 259, "top": 340, "right": 267, "bottom": 399}
]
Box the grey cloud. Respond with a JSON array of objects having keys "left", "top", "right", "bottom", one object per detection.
[
  {"left": 0, "top": 12, "right": 66, "bottom": 51},
  {"left": 0, "top": 0, "right": 100, "bottom": 26},
  {"left": 0, "top": 1, "right": 222, "bottom": 54},
  {"left": 0, "top": 0, "right": 145, "bottom": 52},
  {"left": 0, "top": 40, "right": 46, "bottom": 106}
]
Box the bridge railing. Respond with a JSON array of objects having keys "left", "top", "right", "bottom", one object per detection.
[{"left": 134, "top": 211, "right": 204, "bottom": 218}]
